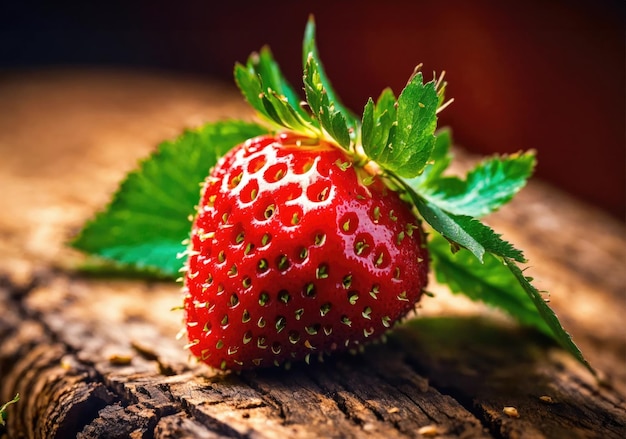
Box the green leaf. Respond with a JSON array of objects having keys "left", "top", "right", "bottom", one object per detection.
[
  {"left": 363, "top": 73, "right": 439, "bottom": 178},
  {"left": 303, "top": 16, "right": 359, "bottom": 145},
  {"left": 72, "top": 121, "right": 268, "bottom": 277},
  {"left": 429, "top": 234, "right": 550, "bottom": 334},
  {"left": 419, "top": 152, "right": 536, "bottom": 218},
  {"left": 0, "top": 393, "right": 19, "bottom": 427},
  {"left": 414, "top": 196, "right": 485, "bottom": 261},
  {"left": 429, "top": 235, "right": 592, "bottom": 373},
  {"left": 503, "top": 258, "right": 593, "bottom": 373}
]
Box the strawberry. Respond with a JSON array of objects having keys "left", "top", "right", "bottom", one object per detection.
[
  {"left": 70, "top": 17, "right": 589, "bottom": 374},
  {"left": 183, "top": 132, "right": 429, "bottom": 370}
]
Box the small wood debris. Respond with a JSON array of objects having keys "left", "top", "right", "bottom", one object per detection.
[
  {"left": 417, "top": 424, "right": 440, "bottom": 437},
  {"left": 503, "top": 406, "right": 520, "bottom": 418},
  {"left": 539, "top": 395, "right": 555, "bottom": 404},
  {"left": 387, "top": 406, "right": 400, "bottom": 414},
  {"left": 130, "top": 340, "right": 159, "bottom": 361},
  {"left": 362, "top": 422, "right": 376, "bottom": 432},
  {"left": 108, "top": 353, "right": 133, "bottom": 366}
]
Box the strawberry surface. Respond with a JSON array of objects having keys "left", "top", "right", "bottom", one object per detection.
[{"left": 183, "top": 133, "right": 429, "bottom": 370}]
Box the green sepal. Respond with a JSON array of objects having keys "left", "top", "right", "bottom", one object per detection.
[
  {"left": 253, "top": 47, "right": 310, "bottom": 120},
  {"left": 362, "top": 88, "right": 397, "bottom": 158},
  {"left": 303, "top": 54, "right": 352, "bottom": 148},
  {"left": 303, "top": 16, "right": 359, "bottom": 146},
  {"left": 362, "top": 72, "right": 439, "bottom": 178},
  {"left": 71, "top": 121, "right": 269, "bottom": 277},
  {"left": 409, "top": 127, "right": 453, "bottom": 186},
  {"left": 234, "top": 48, "right": 318, "bottom": 136}
]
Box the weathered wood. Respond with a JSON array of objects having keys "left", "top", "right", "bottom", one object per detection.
[{"left": 1, "top": 70, "right": 625, "bottom": 438}]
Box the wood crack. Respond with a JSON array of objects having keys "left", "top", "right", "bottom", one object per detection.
[{"left": 1, "top": 279, "right": 120, "bottom": 438}]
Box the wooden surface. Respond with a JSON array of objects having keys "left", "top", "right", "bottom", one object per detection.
[{"left": 0, "top": 69, "right": 625, "bottom": 438}]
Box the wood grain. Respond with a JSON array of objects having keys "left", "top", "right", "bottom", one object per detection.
[{"left": 1, "top": 70, "right": 624, "bottom": 438}]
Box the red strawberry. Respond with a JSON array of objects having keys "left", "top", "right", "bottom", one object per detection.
[
  {"left": 71, "top": 17, "right": 587, "bottom": 375},
  {"left": 183, "top": 132, "right": 429, "bottom": 370}
]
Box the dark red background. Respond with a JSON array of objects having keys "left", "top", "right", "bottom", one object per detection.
[{"left": 2, "top": 0, "right": 624, "bottom": 218}]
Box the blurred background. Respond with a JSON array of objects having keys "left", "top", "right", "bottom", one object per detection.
[{"left": 1, "top": 0, "right": 624, "bottom": 219}]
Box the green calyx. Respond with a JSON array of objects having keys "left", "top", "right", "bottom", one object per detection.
[{"left": 235, "top": 16, "right": 446, "bottom": 179}]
